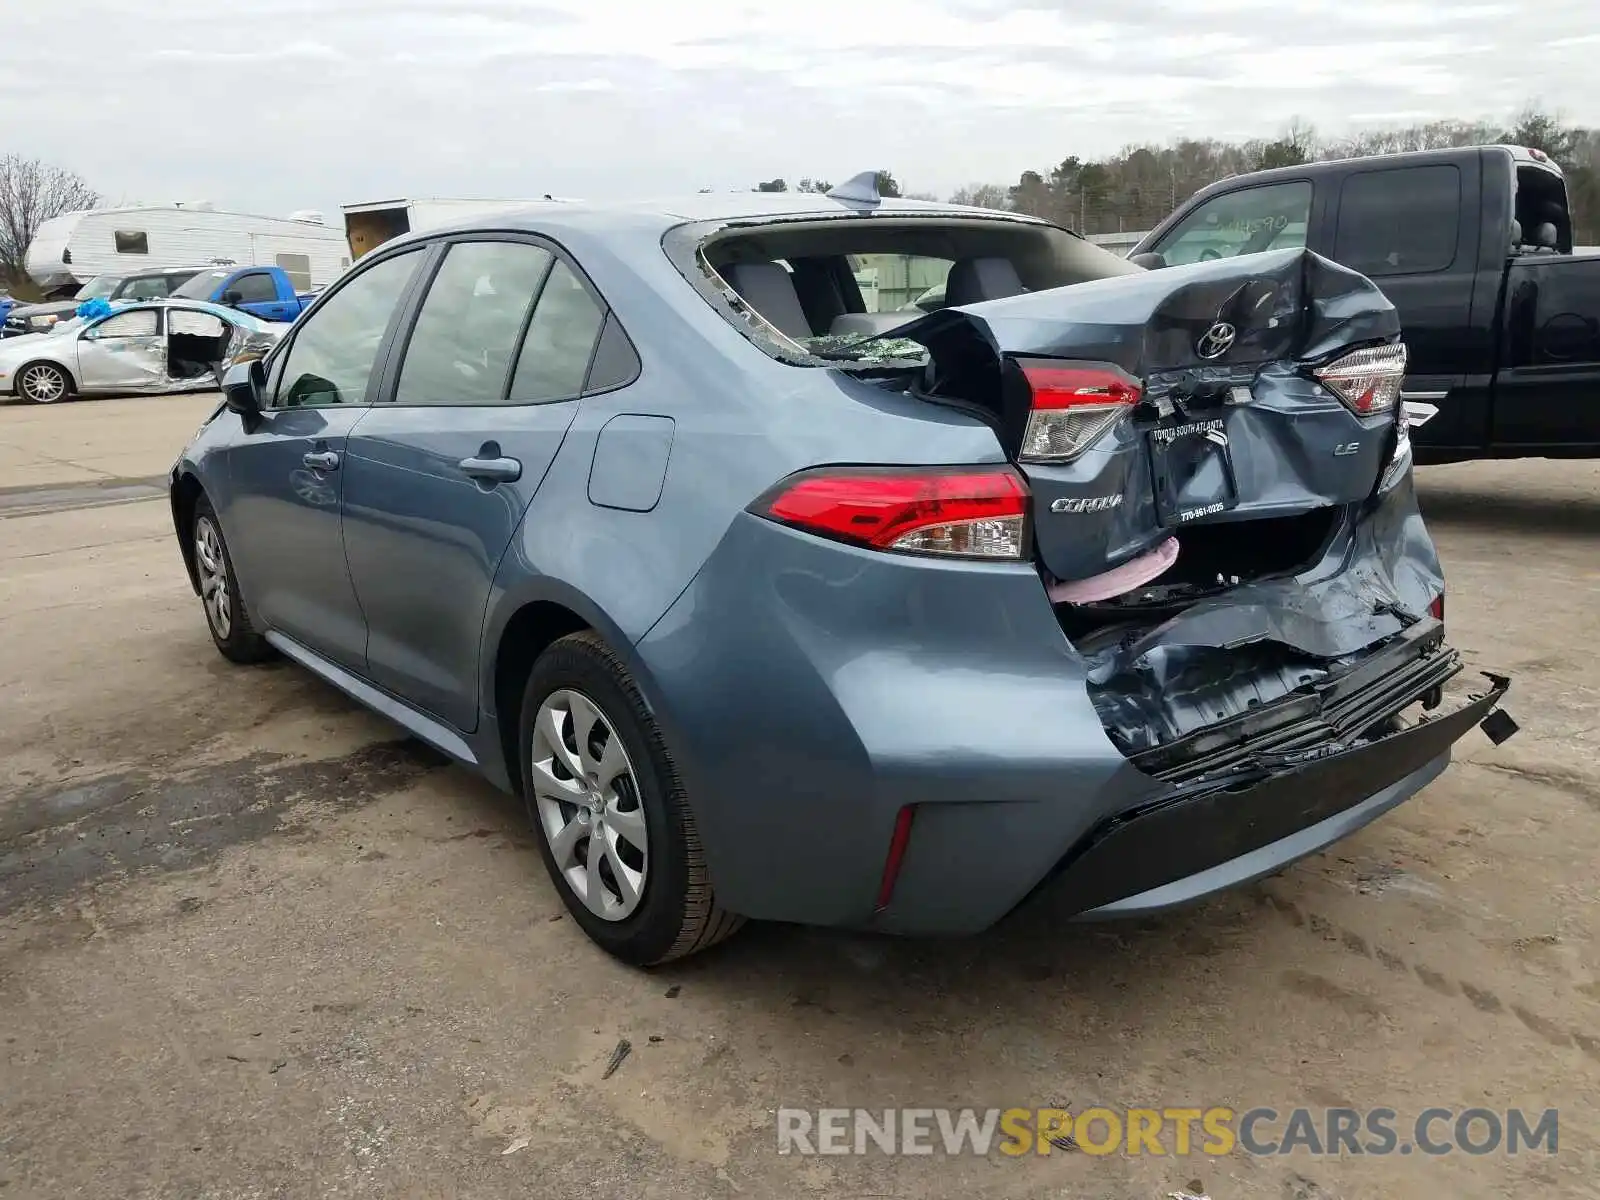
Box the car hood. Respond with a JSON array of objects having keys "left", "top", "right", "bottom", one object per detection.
[
  {"left": 0, "top": 332, "right": 63, "bottom": 356},
  {"left": 8, "top": 301, "right": 79, "bottom": 320}
]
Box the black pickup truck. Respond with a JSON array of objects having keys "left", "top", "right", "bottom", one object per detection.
[{"left": 1130, "top": 145, "right": 1600, "bottom": 464}]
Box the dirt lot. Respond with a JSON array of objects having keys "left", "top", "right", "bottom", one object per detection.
[{"left": 2, "top": 393, "right": 1598, "bottom": 1199}]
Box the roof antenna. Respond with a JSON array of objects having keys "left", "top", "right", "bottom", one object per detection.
[{"left": 827, "top": 171, "right": 883, "bottom": 206}]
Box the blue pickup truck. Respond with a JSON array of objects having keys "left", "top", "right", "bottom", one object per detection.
[{"left": 169, "top": 265, "right": 320, "bottom": 323}]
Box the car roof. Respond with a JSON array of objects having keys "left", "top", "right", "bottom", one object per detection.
[
  {"left": 111, "top": 298, "right": 263, "bottom": 323},
  {"left": 397, "top": 191, "right": 1055, "bottom": 246}
]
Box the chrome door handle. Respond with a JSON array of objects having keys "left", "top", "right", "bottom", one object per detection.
[
  {"left": 459, "top": 455, "right": 522, "bottom": 483},
  {"left": 302, "top": 450, "right": 340, "bottom": 470}
]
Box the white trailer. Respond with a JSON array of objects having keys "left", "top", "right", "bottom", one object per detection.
[
  {"left": 26, "top": 204, "right": 351, "bottom": 292},
  {"left": 341, "top": 197, "right": 579, "bottom": 260}
]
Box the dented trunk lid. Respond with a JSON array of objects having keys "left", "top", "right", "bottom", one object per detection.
[{"left": 900, "top": 248, "right": 1407, "bottom": 586}]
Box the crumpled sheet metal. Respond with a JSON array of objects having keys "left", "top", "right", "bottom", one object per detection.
[
  {"left": 901, "top": 246, "right": 1399, "bottom": 382},
  {"left": 1082, "top": 472, "right": 1444, "bottom": 752},
  {"left": 897, "top": 248, "right": 1407, "bottom": 585}
]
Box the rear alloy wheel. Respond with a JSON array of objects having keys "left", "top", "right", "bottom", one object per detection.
[
  {"left": 18, "top": 362, "right": 70, "bottom": 404},
  {"left": 192, "top": 496, "right": 273, "bottom": 664},
  {"left": 519, "top": 632, "right": 743, "bottom": 965}
]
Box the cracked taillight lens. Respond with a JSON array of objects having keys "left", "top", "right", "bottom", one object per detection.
[{"left": 1315, "top": 343, "right": 1408, "bottom": 415}]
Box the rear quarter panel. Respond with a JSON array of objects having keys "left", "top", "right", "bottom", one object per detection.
[{"left": 477, "top": 219, "right": 1008, "bottom": 720}]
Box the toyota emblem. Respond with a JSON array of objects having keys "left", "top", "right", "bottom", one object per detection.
[{"left": 1196, "top": 321, "right": 1237, "bottom": 359}]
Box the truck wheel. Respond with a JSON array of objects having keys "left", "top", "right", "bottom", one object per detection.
[
  {"left": 18, "top": 362, "right": 71, "bottom": 404},
  {"left": 519, "top": 631, "right": 744, "bottom": 966},
  {"left": 192, "top": 496, "right": 273, "bottom": 664}
]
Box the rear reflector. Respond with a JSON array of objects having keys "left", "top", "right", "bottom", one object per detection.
[
  {"left": 1429, "top": 593, "right": 1444, "bottom": 621},
  {"left": 753, "top": 465, "right": 1030, "bottom": 560},
  {"left": 1016, "top": 360, "right": 1140, "bottom": 463},
  {"left": 874, "top": 805, "right": 917, "bottom": 912},
  {"left": 1314, "top": 343, "right": 1408, "bottom": 415}
]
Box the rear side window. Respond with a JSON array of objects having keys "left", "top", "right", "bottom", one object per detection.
[
  {"left": 509, "top": 261, "right": 605, "bottom": 403},
  {"left": 276, "top": 253, "right": 313, "bottom": 291},
  {"left": 584, "top": 314, "right": 641, "bottom": 393},
  {"left": 1335, "top": 165, "right": 1460, "bottom": 277}
]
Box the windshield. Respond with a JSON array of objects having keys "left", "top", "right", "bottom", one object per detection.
[
  {"left": 75, "top": 276, "right": 124, "bottom": 300},
  {"left": 173, "top": 270, "right": 232, "bottom": 300}
]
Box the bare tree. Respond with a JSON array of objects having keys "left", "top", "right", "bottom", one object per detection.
[{"left": 0, "top": 156, "right": 99, "bottom": 285}]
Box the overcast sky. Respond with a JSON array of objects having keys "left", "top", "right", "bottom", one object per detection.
[{"left": 6, "top": 1, "right": 1595, "bottom": 220}]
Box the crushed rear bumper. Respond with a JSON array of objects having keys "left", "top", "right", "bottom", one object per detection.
[{"left": 1028, "top": 671, "right": 1511, "bottom": 921}]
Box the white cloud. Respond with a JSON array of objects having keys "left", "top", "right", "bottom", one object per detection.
[{"left": 0, "top": 0, "right": 1591, "bottom": 218}]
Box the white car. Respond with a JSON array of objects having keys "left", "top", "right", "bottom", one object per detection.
[{"left": 0, "top": 299, "right": 289, "bottom": 404}]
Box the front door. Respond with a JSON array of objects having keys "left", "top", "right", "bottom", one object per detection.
[
  {"left": 229, "top": 269, "right": 299, "bottom": 323},
  {"left": 75, "top": 307, "right": 167, "bottom": 390},
  {"left": 219, "top": 247, "right": 427, "bottom": 671},
  {"left": 342, "top": 237, "right": 620, "bottom": 731}
]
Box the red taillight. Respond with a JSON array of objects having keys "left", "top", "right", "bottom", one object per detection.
[
  {"left": 1016, "top": 359, "right": 1140, "bottom": 463},
  {"left": 874, "top": 805, "right": 917, "bottom": 912},
  {"left": 753, "top": 465, "right": 1030, "bottom": 560},
  {"left": 1429, "top": 593, "right": 1444, "bottom": 621}
]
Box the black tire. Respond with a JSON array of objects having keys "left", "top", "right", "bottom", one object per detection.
[
  {"left": 191, "top": 496, "right": 274, "bottom": 664},
  {"left": 17, "top": 361, "right": 72, "bottom": 404},
  {"left": 519, "top": 631, "right": 743, "bottom": 965}
]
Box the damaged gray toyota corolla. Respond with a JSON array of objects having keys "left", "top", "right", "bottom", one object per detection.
[{"left": 172, "top": 195, "right": 1516, "bottom": 966}]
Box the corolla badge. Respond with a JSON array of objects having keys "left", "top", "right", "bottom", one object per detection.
[{"left": 1196, "top": 321, "right": 1237, "bottom": 359}]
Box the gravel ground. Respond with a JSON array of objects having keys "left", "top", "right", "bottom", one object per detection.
[{"left": 2, "top": 394, "right": 1597, "bottom": 1199}]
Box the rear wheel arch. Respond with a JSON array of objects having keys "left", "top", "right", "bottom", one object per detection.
[{"left": 493, "top": 600, "right": 594, "bottom": 795}]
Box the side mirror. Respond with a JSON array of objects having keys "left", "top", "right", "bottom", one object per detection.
[
  {"left": 221, "top": 358, "right": 266, "bottom": 416},
  {"left": 222, "top": 290, "right": 244, "bottom": 307},
  {"left": 1128, "top": 252, "right": 1167, "bottom": 270}
]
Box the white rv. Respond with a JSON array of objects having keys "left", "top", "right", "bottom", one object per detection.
[
  {"left": 341, "top": 197, "right": 579, "bottom": 260},
  {"left": 26, "top": 204, "right": 351, "bottom": 293}
]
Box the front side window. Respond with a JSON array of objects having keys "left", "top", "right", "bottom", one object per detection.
[
  {"left": 87, "top": 309, "right": 159, "bottom": 338},
  {"left": 509, "top": 261, "right": 606, "bottom": 403},
  {"left": 273, "top": 249, "right": 421, "bottom": 408},
  {"left": 230, "top": 273, "right": 278, "bottom": 304},
  {"left": 1153, "top": 181, "right": 1313, "bottom": 267},
  {"left": 394, "top": 241, "right": 553, "bottom": 406}
]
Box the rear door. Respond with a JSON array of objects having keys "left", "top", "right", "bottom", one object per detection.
[
  {"left": 220, "top": 247, "right": 426, "bottom": 671},
  {"left": 341, "top": 234, "right": 630, "bottom": 731}
]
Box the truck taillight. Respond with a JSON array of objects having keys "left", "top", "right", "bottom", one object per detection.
[
  {"left": 752, "top": 465, "right": 1030, "bottom": 560},
  {"left": 1314, "top": 343, "right": 1408, "bottom": 415},
  {"left": 1016, "top": 359, "right": 1140, "bottom": 463}
]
